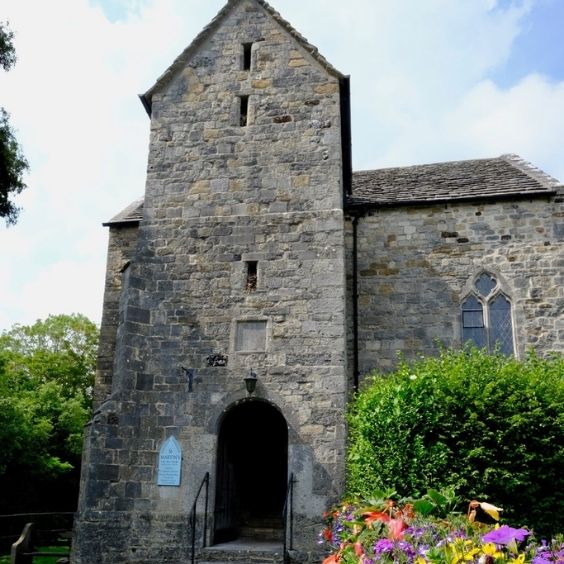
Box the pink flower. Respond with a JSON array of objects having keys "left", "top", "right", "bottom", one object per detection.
[
  {"left": 354, "top": 542, "right": 364, "bottom": 556},
  {"left": 388, "top": 518, "right": 407, "bottom": 540}
]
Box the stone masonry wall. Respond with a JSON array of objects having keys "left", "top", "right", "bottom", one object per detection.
[
  {"left": 74, "top": 1, "right": 348, "bottom": 562},
  {"left": 93, "top": 226, "right": 139, "bottom": 408},
  {"left": 351, "top": 195, "right": 563, "bottom": 377}
]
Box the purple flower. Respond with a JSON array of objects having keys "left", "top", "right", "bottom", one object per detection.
[
  {"left": 373, "top": 539, "right": 395, "bottom": 555},
  {"left": 532, "top": 540, "right": 564, "bottom": 563},
  {"left": 397, "top": 541, "right": 416, "bottom": 560},
  {"left": 482, "top": 525, "right": 530, "bottom": 545},
  {"left": 532, "top": 558, "right": 552, "bottom": 564}
]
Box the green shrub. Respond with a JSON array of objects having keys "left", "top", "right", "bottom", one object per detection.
[{"left": 347, "top": 348, "right": 564, "bottom": 536}]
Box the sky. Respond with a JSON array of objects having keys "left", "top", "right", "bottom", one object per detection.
[{"left": 1, "top": 0, "right": 563, "bottom": 331}]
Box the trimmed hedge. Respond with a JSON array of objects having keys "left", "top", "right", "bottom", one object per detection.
[{"left": 347, "top": 348, "right": 564, "bottom": 536}]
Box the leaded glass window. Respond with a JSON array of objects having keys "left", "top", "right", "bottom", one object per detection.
[
  {"left": 475, "top": 273, "right": 497, "bottom": 297},
  {"left": 489, "top": 294, "right": 513, "bottom": 356},
  {"left": 462, "top": 296, "right": 486, "bottom": 349},
  {"left": 461, "top": 273, "right": 514, "bottom": 355}
]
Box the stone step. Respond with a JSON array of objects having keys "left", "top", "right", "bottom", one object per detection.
[
  {"left": 198, "top": 554, "right": 283, "bottom": 563},
  {"left": 197, "top": 539, "right": 285, "bottom": 563},
  {"left": 239, "top": 526, "right": 284, "bottom": 541},
  {"left": 198, "top": 561, "right": 282, "bottom": 564}
]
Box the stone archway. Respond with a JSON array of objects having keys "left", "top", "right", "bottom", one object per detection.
[{"left": 214, "top": 399, "right": 288, "bottom": 543}]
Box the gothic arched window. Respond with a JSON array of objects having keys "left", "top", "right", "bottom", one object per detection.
[{"left": 461, "top": 273, "right": 514, "bottom": 355}]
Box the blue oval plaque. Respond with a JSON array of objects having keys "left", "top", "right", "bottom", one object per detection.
[{"left": 157, "top": 436, "right": 182, "bottom": 486}]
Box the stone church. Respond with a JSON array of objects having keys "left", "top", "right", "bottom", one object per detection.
[{"left": 72, "top": 0, "right": 563, "bottom": 562}]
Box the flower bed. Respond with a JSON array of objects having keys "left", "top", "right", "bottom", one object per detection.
[{"left": 320, "top": 492, "right": 563, "bottom": 563}]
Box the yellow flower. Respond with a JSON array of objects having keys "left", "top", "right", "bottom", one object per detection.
[
  {"left": 481, "top": 543, "right": 503, "bottom": 559},
  {"left": 448, "top": 541, "right": 481, "bottom": 564},
  {"left": 415, "top": 558, "right": 427, "bottom": 564},
  {"left": 509, "top": 555, "right": 526, "bottom": 564}
]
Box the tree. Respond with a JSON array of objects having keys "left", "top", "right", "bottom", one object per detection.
[
  {"left": 0, "top": 21, "right": 28, "bottom": 226},
  {"left": 0, "top": 314, "right": 98, "bottom": 512}
]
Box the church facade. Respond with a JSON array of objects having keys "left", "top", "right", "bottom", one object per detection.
[{"left": 72, "top": 1, "right": 563, "bottom": 562}]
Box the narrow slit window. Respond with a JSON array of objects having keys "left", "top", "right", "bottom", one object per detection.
[
  {"left": 240, "top": 95, "right": 249, "bottom": 127},
  {"left": 246, "top": 261, "right": 258, "bottom": 292},
  {"left": 242, "top": 42, "right": 253, "bottom": 70}
]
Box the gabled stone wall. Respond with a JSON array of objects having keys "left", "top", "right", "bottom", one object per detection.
[{"left": 73, "top": 1, "right": 349, "bottom": 562}]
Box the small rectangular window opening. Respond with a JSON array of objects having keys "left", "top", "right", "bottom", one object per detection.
[
  {"left": 240, "top": 95, "right": 249, "bottom": 126},
  {"left": 242, "top": 43, "right": 253, "bottom": 71},
  {"left": 246, "top": 261, "right": 257, "bottom": 291}
]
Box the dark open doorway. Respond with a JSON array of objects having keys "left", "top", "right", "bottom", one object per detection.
[{"left": 214, "top": 400, "right": 288, "bottom": 543}]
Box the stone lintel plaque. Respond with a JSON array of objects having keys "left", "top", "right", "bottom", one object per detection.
[{"left": 235, "top": 320, "right": 267, "bottom": 352}]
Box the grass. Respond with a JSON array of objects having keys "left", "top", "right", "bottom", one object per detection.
[{"left": 0, "top": 545, "right": 70, "bottom": 563}]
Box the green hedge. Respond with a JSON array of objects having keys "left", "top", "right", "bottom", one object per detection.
[{"left": 347, "top": 348, "right": 564, "bottom": 536}]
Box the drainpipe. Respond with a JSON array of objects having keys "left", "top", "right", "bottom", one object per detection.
[{"left": 352, "top": 215, "right": 360, "bottom": 392}]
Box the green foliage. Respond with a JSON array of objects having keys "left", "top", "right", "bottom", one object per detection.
[
  {"left": 0, "top": 21, "right": 28, "bottom": 225},
  {"left": 0, "top": 314, "right": 98, "bottom": 511},
  {"left": 0, "top": 22, "right": 16, "bottom": 71},
  {"left": 412, "top": 488, "right": 459, "bottom": 518},
  {"left": 347, "top": 348, "right": 564, "bottom": 536}
]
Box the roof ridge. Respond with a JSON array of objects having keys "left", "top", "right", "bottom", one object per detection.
[
  {"left": 500, "top": 153, "right": 562, "bottom": 190},
  {"left": 140, "top": 0, "right": 343, "bottom": 115},
  {"left": 353, "top": 156, "right": 503, "bottom": 176}
]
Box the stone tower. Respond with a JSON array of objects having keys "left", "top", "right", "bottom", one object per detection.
[{"left": 73, "top": 0, "right": 351, "bottom": 562}]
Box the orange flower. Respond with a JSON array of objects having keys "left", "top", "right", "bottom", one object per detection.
[
  {"left": 323, "top": 555, "right": 340, "bottom": 564},
  {"left": 322, "top": 527, "right": 333, "bottom": 542},
  {"left": 363, "top": 511, "right": 391, "bottom": 525},
  {"left": 400, "top": 503, "right": 415, "bottom": 519}
]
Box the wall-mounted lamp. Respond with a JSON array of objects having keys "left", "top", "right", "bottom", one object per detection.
[{"left": 244, "top": 369, "right": 257, "bottom": 395}]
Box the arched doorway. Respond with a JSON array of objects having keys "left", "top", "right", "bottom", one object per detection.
[{"left": 214, "top": 400, "right": 288, "bottom": 543}]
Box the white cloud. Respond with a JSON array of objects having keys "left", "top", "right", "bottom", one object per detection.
[
  {"left": 446, "top": 75, "right": 564, "bottom": 177},
  {"left": 0, "top": 0, "right": 562, "bottom": 331},
  {"left": 2, "top": 256, "right": 107, "bottom": 328}
]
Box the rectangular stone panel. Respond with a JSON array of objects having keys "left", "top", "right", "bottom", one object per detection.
[{"left": 235, "top": 320, "right": 267, "bottom": 352}]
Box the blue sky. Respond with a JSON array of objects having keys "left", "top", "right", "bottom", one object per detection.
[
  {"left": 493, "top": 0, "right": 564, "bottom": 85},
  {"left": 1, "top": 0, "right": 563, "bottom": 330}
]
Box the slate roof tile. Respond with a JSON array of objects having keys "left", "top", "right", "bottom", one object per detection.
[
  {"left": 103, "top": 198, "right": 144, "bottom": 226},
  {"left": 347, "top": 154, "right": 561, "bottom": 209}
]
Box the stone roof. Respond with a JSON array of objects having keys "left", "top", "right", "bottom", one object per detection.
[
  {"left": 347, "top": 154, "right": 561, "bottom": 210},
  {"left": 140, "top": 0, "right": 344, "bottom": 115},
  {"left": 103, "top": 197, "right": 144, "bottom": 226},
  {"left": 104, "top": 155, "right": 561, "bottom": 226}
]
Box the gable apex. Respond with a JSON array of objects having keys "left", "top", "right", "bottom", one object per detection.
[{"left": 139, "top": 0, "right": 344, "bottom": 116}]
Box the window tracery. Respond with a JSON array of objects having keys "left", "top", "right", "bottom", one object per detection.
[{"left": 461, "top": 272, "right": 514, "bottom": 355}]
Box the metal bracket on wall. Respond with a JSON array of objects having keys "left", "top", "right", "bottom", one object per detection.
[{"left": 180, "top": 366, "right": 194, "bottom": 392}]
